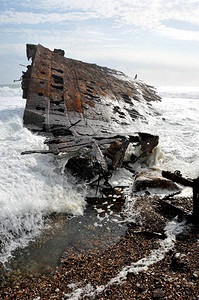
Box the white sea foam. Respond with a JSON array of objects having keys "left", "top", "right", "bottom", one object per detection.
[
  {"left": 107, "top": 219, "right": 186, "bottom": 285},
  {"left": 0, "top": 85, "right": 21, "bottom": 98},
  {"left": 131, "top": 87, "right": 199, "bottom": 179},
  {"left": 158, "top": 86, "right": 199, "bottom": 99}
]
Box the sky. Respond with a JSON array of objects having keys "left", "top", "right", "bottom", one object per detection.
[{"left": 0, "top": 0, "right": 199, "bottom": 87}]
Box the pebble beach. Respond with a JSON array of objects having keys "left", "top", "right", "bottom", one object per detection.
[{"left": 1, "top": 195, "right": 198, "bottom": 299}]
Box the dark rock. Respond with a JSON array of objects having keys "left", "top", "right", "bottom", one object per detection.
[
  {"left": 66, "top": 155, "right": 102, "bottom": 181},
  {"left": 54, "top": 48, "right": 65, "bottom": 56},
  {"left": 191, "top": 272, "right": 199, "bottom": 280},
  {"left": 126, "top": 271, "right": 135, "bottom": 281},
  {"left": 152, "top": 288, "right": 165, "bottom": 299},
  {"left": 170, "top": 252, "right": 190, "bottom": 272},
  {"left": 145, "top": 190, "right": 151, "bottom": 195},
  {"left": 138, "top": 132, "right": 159, "bottom": 156},
  {"left": 20, "top": 281, "right": 27, "bottom": 289},
  {"left": 134, "top": 230, "right": 166, "bottom": 239},
  {"left": 136, "top": 282, "right": 147, "bottom": 293}
]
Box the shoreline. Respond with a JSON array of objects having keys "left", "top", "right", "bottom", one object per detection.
[{"left": 0, "top": 195, "right": 198, "bottom": 299}]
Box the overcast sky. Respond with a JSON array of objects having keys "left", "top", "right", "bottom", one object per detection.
[{"left": 1, "top": 0, "right": 199, "bottom": 86}]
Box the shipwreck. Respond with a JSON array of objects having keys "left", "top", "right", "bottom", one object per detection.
[
  {"left": 20, "top": 44, "right": 199, "bottom": 222},
  {"left": 21, "top": 44, "right": 160, "bottom": 182}
]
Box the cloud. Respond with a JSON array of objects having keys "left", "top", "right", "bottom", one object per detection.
[
  {"left": 0, "top": 27, "right": 116, "bottom": 53},
  {"left": 1, "top": 0, "right": 199, "bottom": 41},
  {"left": 0, "top": 43, "right": 25, "bottom": 56},
  {"left": 1, "top": 1, "right": 199, "bottom": 40},
  {"left": 81, "top": 48, "right": 199, "bottom": 71},
  {"left": 155, "top": 25, "right": 199, "bottom": 41},
  {"left": 20, "top": 0, "right": 199, "bottom": 25},
  {"left": 0, "top": 10, "right": 99, "bottom": 25}
]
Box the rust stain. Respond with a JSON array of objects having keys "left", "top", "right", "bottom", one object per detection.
[
  {"left": 66, "top": 92, "right": 83, "bottom": 113},
  {"left": 22, "top": 44, "right": 161, "bottom": 136},
  {"left": 85, "top": 100, "right": 95, "bottom": 107},
  {"left": 37, "top": 89, "right": 51, "bottom": 97}
]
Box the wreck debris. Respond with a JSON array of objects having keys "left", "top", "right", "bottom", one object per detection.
[
  {"left": 21, "top": 44, "right": 161, "bottom": 183},
  {"left": 138, "top": 132, "right": 159, "bottom": 155},
  {"left": 161, "top": 171, "right": 199, "bottom": 223},
  {"left": 193, "top": 177, "right": 199, "bottom": 216},
  {"left": 106, "top": 137, "right": 131, "bottom": 169},
  {"left": 162, "top": 170, "right": 193, "bottom": 187},
  {"left": 130, "top": 132, "right": 159, "bottom": 163}
]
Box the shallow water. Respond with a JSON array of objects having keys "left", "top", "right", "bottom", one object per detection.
[{"left": 1, "top": 199, "right": 127, "bottom": 278}]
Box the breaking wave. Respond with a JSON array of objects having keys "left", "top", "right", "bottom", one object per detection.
[
  {"left": 0, "top": 86, "right": 86, "bottom": 263},
  {"left": 158, "top": 86, "right": 199, "bottom": 99}
]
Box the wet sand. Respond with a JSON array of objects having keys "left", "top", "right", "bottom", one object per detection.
[{"left": 0, "top": 195, "right": 199, "bottom": 299}]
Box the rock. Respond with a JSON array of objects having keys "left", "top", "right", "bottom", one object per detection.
[
  {"left": 152, "top": 288, "right": 165, "bottom": 299},
  {"left": 170, "top": 252, "right": 190, "bottom": 272},
  {"left": 136, "top": 282, "right": 147, "bottom": 293},
  {"left": 191, "top": 272, "right": 199, "bottom": 280},
  {"left": 134, "top": 170, "right": 181, "bottom": 192},
  {"left": 20, "top": 281, "right": 27, "bottom": 289}
]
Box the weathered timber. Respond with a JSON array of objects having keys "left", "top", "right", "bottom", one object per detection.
[
  {"left": 139, "top": 133, "right": 159, "bottom": 155},
  {"left": 161, "top": 171, "right": 199, "bottom": 224},
  {"left": 162, "top": 170, "right": 193, "bottom": 187},
  {"left": 193, "top": 177, "right": 199, "bottom": 215},
  {"left": 21, "top": 44, "right": 161, "bottom": 182},
  {"left": 21, "top": 149, "right": 54, "bottom": 155}
]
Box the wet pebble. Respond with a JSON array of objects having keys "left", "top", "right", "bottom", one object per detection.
[{"left": 152, "top": 288, "right": 165, "bottom": 299}]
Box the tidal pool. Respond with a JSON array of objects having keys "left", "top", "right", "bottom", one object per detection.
[{"left": 0, "top": 199, "right": 127, "bottom": 279}]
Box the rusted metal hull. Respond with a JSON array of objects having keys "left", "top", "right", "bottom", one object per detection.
[
  {"left": 21, "top": 44, "right": 160, "bottom": 181},
  {"left": 22, "top": 44, "right": 161, "bottom": 137}
]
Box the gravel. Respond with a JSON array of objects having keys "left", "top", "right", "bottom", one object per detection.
[{"left": 0, "top": 195, "right": 198, "bottom": 299}]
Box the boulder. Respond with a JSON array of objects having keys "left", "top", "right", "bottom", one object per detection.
[{"left": 134, "top": 170, "right": 181, "bottom": 192}]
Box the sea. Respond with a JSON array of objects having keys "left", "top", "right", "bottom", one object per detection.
[{"left": 0, "top": 83, "right": 199, "bottom": 274}]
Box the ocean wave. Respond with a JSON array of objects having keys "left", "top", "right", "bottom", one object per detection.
[
  {"left": 0, "top": 109, "right": 86, "bottom": 263},
  {"left": 158, "top": 86, "right": 199, "bottom": 99},
  {"left": 0, "top": 85, "right": 21, "bottom": 97}
]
